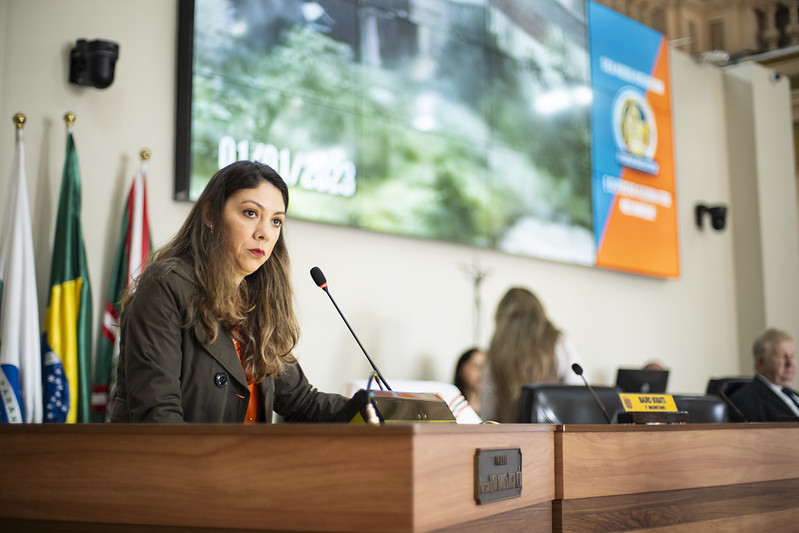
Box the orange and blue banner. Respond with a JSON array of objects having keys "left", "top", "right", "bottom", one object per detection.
[{"left": 588, "top": 1, "right": 679, "bottom": 278}]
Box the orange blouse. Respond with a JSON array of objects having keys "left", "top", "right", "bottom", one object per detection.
[{"left": 232, "top": 337, "right": 263, "bottom": 423}]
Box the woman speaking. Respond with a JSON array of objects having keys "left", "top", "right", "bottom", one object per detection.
[{"left": 111, "top": 161, "right": 348, "bottom": 423}]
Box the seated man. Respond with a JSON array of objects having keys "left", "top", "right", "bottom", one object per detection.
[{"left": 729, "top": 328, "right": 799, "bottom": 422}]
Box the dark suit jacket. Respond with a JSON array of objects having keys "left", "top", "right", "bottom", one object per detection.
[
  {"left": 728, "top": 376, "right": 799, "bottom": 423},
  {"left": 111, "top": 259, "right": 348, "bottom": 423}
]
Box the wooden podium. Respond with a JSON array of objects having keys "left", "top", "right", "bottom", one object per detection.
[
  {"left": 2, "top": 423, "right": 799, "bottom": 532},
  {"left": 0, "top": 424, "right": 554, "bottom": 532}
]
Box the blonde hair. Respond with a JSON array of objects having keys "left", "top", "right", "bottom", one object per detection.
[{"left": 487, "top": 287, "right": 561, "bottom": 422}]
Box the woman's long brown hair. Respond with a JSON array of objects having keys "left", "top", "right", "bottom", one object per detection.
[{"left": 125, "top": 161, "right": 298, "bottom": 382}]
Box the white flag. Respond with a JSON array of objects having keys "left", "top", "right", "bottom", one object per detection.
[{"left": 0, "top": 126, "right": 43, "bottom": 423}]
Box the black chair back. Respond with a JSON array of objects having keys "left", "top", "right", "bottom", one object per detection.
[
  {"left": 517, "top": 383, "right": 624, "bottom": 424},
  {"left": 706, "top": 377, "right": 750, "bottom": 397},
  {"left": 673, "top": 394, "right": 730, "bottom": 423}
]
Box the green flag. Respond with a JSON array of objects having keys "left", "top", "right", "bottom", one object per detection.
[{"left": 41, "top": 128, "right": 93, "bottom": 423}]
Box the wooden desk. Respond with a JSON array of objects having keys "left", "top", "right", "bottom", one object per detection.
[
  {"left": 0, "top": 424, "right": 554, "bottom": 532},
  {"left": 3, "top": 423, "right": 798, "bottom": 532},
  {"left": 554, "top": 423, "right": 799, "bottom": 532}
]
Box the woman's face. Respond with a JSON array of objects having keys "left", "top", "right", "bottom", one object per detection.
[
  {"left": 221, "top": 181, "right": 286, "bottom": 284},
  {"left": 461, "top": 350, "right": 485, "bottom": 392}
]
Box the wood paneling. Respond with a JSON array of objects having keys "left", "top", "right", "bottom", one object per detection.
[
  {"left": 555, "top": 478, "right": 799, "bottom": 532},
  {"left": 4, "top": 423, "right": 799, "bottom": 532},
  {"left": 1, "top": 503, "right": 553, "bottom": 533},
  {"left": 0, "top": 423, "right": 553, "bottom": 533},
  {"left": 556, "top": 423, "right": 799, "bottom": 499},
  {"left": 434, "top": 502, "right": 551, "bottom": 533},
  {"left": 412, "top": 428, "right": 554, "bottom": 531}
]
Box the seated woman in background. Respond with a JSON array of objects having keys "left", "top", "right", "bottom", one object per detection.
[
  {"left": 480, "top": 287, "right": 582, "bottom": 423},
  {"left": 453, "top": 347, "right": 485, "bottom": 414},
  {"left": 111, "top": 161, "right": 349, "bottom": 423}
]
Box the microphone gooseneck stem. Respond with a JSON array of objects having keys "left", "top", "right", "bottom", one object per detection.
[
  {"left": 323, "top": 288, "right": 393, "bottom": 391},
  {"left": 580, "top": 375, "right": 612, "bottom": 424},
  {"left": 719, "top": 390, "right": 747, "bottom": 422}
]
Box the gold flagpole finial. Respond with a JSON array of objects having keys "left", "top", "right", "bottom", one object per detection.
[
  {"left": 139, "top": 148, "right": 151, "bottom": 162},
  {"left": 64, "top": 111, "right": 76, "bottom": 128},
  {"left": 13, "top": 113, "right": 26, "bottom": 129}
]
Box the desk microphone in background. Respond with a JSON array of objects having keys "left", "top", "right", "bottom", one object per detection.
[
  {"left": 717, "top": 389, "right": 748, "bottom": 422},
  {"left": 310, "top": 266, "right": 392, "bottom": 391},
  {"left": 572, "top": 363, "right": 613, "bottom": 424}
]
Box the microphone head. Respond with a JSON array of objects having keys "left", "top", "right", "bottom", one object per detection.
[
  {"left": 571, "top": 363, "right": 584, "bottom": 376},
  {"left": 310, "top": 266, "right": 327, "bottom": 288}
]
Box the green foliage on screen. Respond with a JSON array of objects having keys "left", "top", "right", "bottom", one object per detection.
[{"left": 186, "top": 0, "right": 594, "bottom": 263}]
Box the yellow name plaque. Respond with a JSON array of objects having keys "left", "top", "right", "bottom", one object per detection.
[{"left": 619, "top": 393, "right": 678, "bottom": 412}]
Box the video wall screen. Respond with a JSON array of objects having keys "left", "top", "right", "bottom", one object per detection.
[{"left": 175, "top": 0, "right": 678, "bottom": 278}]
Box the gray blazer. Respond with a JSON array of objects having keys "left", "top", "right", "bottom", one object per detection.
[{"left": 111, "top": 259, "right": 348, "bottom": 423}]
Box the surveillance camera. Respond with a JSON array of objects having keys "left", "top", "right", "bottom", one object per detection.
[
  {"left": 69, "top": 39, "right": 120, "bottom": 89},
  {"left": 695, "top": 204, "right": 728, "bottom": 231},
  {"left": 770, "top": 70, "right": 783, "bottom": 83},
  {"left": 708, "top": 206, "right": 727, "bottom": 231}
]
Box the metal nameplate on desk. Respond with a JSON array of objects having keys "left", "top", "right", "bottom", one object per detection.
[{"left": 474, "top": 448, "right": 522, "bottom": 504}]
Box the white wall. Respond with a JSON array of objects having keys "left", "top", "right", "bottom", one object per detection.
[
  {"left": 748, "top": 65, "right": 799, "bottom": 332},
  {"left": 724, "top": 62, "right": 799, "bottom": 372},
  {"left": 1, "top": 0, "right": 796, "bottom": 398}
]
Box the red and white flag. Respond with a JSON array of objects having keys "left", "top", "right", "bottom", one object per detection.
[{"left": 91, "top": 158, "right": 151, "bottom": 421}]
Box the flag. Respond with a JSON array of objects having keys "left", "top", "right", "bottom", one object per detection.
[
  {"left": 91, "top": 158, "right": 151, "bottom": 422},
  {"left": 41, "top": 127, "right": 93, "bottom": 423},
  {"left": 0, "top": 124, "right": 42, "bottom": 423}
]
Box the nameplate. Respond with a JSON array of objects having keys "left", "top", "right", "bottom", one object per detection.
[
  {"left": 474, "top": 448, "right": 522, "bottom": 504},
  {"left": 620, "top": 393, "right": 678, "bottom": 412}
]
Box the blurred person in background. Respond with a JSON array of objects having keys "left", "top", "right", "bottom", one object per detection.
[
  {"left": 729, "top": 328, "right": 798, "bottom": 422},
  {"left": 480, "top": 287, "right": 581, "bottom": 423},
  {"left": 453, "top": 347, "right": 485, "bottom": 414}
]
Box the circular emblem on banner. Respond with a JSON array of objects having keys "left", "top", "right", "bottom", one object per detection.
[{"left": 612, "top": 88, "right": 657, "bottom": 159}]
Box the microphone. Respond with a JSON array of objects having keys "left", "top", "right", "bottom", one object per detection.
[
  {"left": 310, "top": 267, "right": 392, "bottom": 391},
  {"left": 717, "top": 389, "right": 748, "bottom": 422},
  {"left": 572, "top": 363, "right": 613, "bottom": 424}
]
